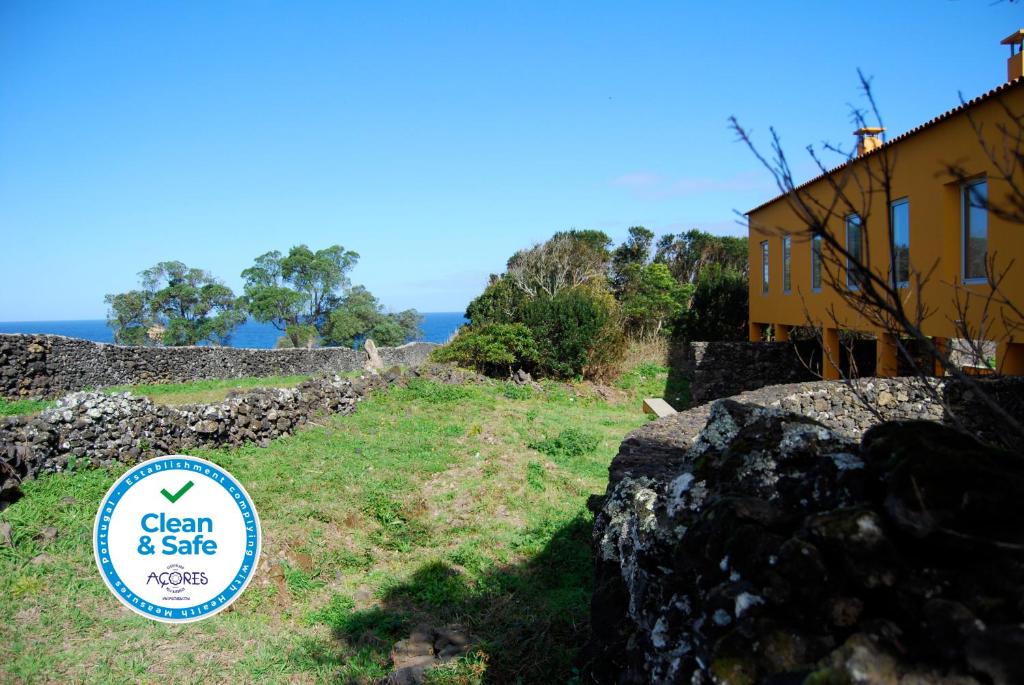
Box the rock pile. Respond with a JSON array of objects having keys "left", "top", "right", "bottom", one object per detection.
[{"left": 588, "top": 400, "right": 1024, "bottom": 684}]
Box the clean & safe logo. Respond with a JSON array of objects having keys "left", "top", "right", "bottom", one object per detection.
[{"left": 93, "top": 455, "right": 261, "bottom": 623}]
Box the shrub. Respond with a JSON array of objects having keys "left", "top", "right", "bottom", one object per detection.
[
  {"left": 464, "top": 276, "right": 528, "bottom": 326},
  {"left": 431, "top": 323, "right": 540, "bottom": 377},
  {"left": 522, "top": 288, "right": 626, "bottom": 380},
  {"left": 676, "top": 264, "right": 748, "bottom": 341}
]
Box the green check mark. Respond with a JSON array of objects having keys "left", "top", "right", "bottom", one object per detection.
[{"left": 160, "top": 480, "right": 194, "bottom": 504}]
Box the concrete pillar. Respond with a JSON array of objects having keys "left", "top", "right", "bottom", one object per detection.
[
  {"left": 876, "top": 332, "right": 899, "bottom": 378},
  {"left": 822, "top": 327, "right": 841, "bottom": 380},
  {"left": 932, "top": 337, "right": 948, "bottom": 377},
  {"left": 749, "top": 322, "right": 766, "bottom": 342},
  {"left": 775, "top": 324, "right": 791, "bottom": 342},
  {"left": 997, "top": 341, "right": 1024, "bottom": 375}
]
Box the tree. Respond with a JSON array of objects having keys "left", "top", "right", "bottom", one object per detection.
[
  {"left": 105, "top": 261, "right": 246, "bottom": 346},
  {"left": 322, "top": 286, "right": 422, "bottom": 347},
  {"left": 464, "top": 275, "right": 528, "bottom": 326},
  {"left": 618, "top": 262, "right": 690, "bottom": 340},
  {"left": 610, "top": 226, "right": 656, "bottom": 292},
  {"left": 506, "top": 231, "right": 612, "bottom": 298},
  {"left": 522, "top": 287, "right": 625, "bottom": 379},
  {"left": 242, "top": 244, "right": 359, "bottom": 347},
  {"left": 676, "top": 264, "right": 748, "bottom": 342},
  {"left": 104, "top": 290, "right": 151, "bottom": 346},
  {"left": 655, "top": 229, "right": 748, "bottom": 284}
]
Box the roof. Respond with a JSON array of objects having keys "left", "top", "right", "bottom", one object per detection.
[
  {"left": 1001, "top": 29, "right": 1024, "bottom": 46},
  {"left": 746, "top": 76, "right": 1024, "bottom": 216}
]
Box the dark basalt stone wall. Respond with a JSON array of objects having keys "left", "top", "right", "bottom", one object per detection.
[
  {"left": 0, "top": 334, "right": 438, "bottom": 398},
  {"left": 0, "top": 363, "right": 486, "bottom": 510},
  {"left": 586, "top": 376, "right": 1024, "bottom": 684}
]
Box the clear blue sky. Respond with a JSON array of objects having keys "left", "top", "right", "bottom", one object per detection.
[{"left": 1, "top": 1, "right": 1020, "bottom": 320}]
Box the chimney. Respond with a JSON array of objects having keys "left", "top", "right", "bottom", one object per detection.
[
  {"left": 853, "top": 127, "right": 885, "bottom": 157},
  {"left": 1002, "top": 29, "right": 1024, "bottom": 82}
]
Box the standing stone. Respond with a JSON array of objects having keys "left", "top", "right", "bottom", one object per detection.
[{"left": 364, "top": 339, "right": 385, "bottom": 372}]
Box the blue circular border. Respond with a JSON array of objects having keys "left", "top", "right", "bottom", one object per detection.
[{"left": 93, "top": 456, "right": 261, "bottom": 623}]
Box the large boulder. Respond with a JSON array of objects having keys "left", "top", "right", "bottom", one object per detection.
[{"left": 586, "top": 400, "right": 1024, "bottom": 684}]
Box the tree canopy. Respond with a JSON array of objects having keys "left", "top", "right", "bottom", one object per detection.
[
  {"left": 105, "top": 261, "right": 246, "bottom": 346},
  {"left": 242, "top": 244, "right": 359, "bottom": 347},
  {"left": 322, "top": 286, "right": 422, "bottom": 347}
]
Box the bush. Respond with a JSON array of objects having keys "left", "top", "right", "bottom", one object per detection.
[
  {"left": 431, "top": 323, "right": 540, "bottom": 377},
  {"left": 522, "top": 288, "right": 626, "bottom": 380},
  {"left": 464, "top": 276, "right": 528, "bottom": 326},
  {"left": 676, "top": 264, "right": 748, "bottom": 341}
]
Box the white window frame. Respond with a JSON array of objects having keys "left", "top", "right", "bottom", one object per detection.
[
  {"left": 811, "top": 234, "right": 822, "bottom": 292},
  {"left": 890, "top": 198, "right": 910, "bottom": 289},
  {"left": 961, "top": 178, "right": 988, "bottom": 284},
  {"left": 760, "top": 240, "right": 769, "bottom": 295}
]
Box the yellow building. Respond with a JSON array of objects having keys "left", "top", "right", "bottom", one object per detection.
[{"left": 747, "top": 30, "right": 1024, "bottom": 380}]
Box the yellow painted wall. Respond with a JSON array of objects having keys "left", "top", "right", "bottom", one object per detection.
[{"left": 747, "top": 82, "right": 1024, "bottom": 351}]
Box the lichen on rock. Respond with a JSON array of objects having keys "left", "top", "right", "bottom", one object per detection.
[{"left": 586, "top": 398, "right": 1024, "bottom": 685}]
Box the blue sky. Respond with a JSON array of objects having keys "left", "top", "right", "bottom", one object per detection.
[{"left": 1, "top": 1, "right": 1020, "bottom": 320}]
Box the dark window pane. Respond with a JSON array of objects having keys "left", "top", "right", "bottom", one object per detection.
[
  {"left": 964, "top": 181, "right": 987, "bottom": 281},
  {"left": 846, "top": 215, "right": 862, "bottom": 289},
  {"left": 891, "top": 200, "right": 910, "bottom": 286}
]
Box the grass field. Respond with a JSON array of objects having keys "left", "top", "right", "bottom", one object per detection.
[
  {"left": 104, "top": 375, "right": 313, "bottom": 405},
  {"left": 0, "top": 364, "right": 677, "bottom": 684},
  {"left": 0, "top": 376, "right": 313, "bottom": 417}
]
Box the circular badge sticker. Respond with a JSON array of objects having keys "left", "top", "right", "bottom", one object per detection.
[{"left": 93, "top": 455, "right": 261, "bottom": 623}]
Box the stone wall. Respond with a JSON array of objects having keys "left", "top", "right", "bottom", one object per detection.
[
  {"left": 0, "top": 334, "right": 438, "bottom": 398},
  {"left": 587, "top": 376, "right": 1024, "bottom": 683},
  {"left": 672, "top": 341, "right": 817, "bottom": 406},
  {"left": 0, "top": 363, "right": 484, "bottom": 509}
]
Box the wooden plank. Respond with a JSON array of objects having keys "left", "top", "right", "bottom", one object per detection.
[{"left": 642, "top": 397, "right": 676, "bottom": 418}]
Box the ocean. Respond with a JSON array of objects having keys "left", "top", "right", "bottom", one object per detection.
[{"left": 0, "top": 313, "right": 467, "bottom": 349}]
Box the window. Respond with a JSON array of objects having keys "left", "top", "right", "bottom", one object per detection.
[
  {"left": 890, "top": 198, "right": 910, "bottom": 288},
  {"left": 963, "top": 179, "right": 988, "bottom": 282},
  {"left": 760, "top": 240, "right": 769, "bottom": 294},
  {"left": 846, "top": 214, "right": 863, "bottom": 289},
  {"left": 782, "top": 235, "right": 791, "bottom": 293},
  {"left": 811, "top": 234, "right": 822, "bottom": 291}
]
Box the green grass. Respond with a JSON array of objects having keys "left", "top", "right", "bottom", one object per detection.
[
  {"left": 615, "top": 361, "right": 689, "bottom": 408},
  {"left": 104, "top": 375, "right": 312, "bottom": 405},
  {"left": 0, "top": 367, "right": 670, "bottom": 684},
  {"left": 0, "top": 397, "right": 53, "bottom": 416}
]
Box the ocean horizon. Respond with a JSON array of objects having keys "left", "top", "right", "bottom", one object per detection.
[{"left": 0, "top": 313, "right": 467, "bottom": 349}]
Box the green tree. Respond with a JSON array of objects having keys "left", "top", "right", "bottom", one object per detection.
[
  {"left": 610, "top": 226, "right": 655, "bottom": 292},
  {"left": 104, "top": 290, "right": 152, "bottom": 345},
  {"left": 105, "top": 261, "right": 246, "bottom": 346},
  {"left": 619, "top": 262, "right": 690, "bottom": 339},
  {"left": 655, "top": 229, "right": 748, "bottom": 284},
  {"left": 676, "top": 264, "right": 749, "bottom": 341},
  {"left": 522, "top": 287, "right": 625, "bottom": 379},
  {"left": 322, "top": 286, "right": 422, "bottom": 347},
  {"left": 465, "top": 275, "right": 529, "bottom": 326},
  {"left": 242, "top": 244, "right": 359, "bottom": 347}
]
